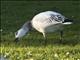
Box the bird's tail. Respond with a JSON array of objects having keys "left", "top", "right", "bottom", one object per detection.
[
  {"left": 62, "top": 22, "right": 72, "bottom": 25},
  {"left": 62, "top": 18, "right": 73, "bottom": 25}
]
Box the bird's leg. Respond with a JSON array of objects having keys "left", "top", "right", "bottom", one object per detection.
[
  {"left": 60, "top": 30, "right": 63, "bottom": 42},
  {"left": 42, "top": 32, "right": 47, "bottom": 45},
  {"left": 43, "top": 32, "right": 46, "bottom": 38}
]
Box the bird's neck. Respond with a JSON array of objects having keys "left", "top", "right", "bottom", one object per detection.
[{"left": 22, "top": 21, "right": 32, "bottom": 31}]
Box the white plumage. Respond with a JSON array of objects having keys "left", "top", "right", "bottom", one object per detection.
[
  {"left": 15, "top": 11, "right": 72, "bottom": 40},
  {"left": 31, "top": 11, "right": 65, "bottom": 37}
]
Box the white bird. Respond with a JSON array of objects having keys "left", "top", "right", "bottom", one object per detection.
[{"left": 14, "top": 11, "right": 72, "bottom": 42}]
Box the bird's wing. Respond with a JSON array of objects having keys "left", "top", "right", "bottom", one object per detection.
[
  {"left": 32, "top": 11, "right": 65, "bottom": 28},
  {"left": 40, "top": 14, "right": 65, "bottom": 26},
  {"left": 49, "top": 14, "right": 65, "bottom": 22}
]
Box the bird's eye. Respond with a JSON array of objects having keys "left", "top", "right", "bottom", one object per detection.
[{"left": 15, "top": 32, "right": 18, "bottom": 35}]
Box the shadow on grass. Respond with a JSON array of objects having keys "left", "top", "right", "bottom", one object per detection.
[{"left": 1, "top": 36, "right": 80, "bottom": 47}]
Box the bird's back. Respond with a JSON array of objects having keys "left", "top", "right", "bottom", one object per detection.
[{"left": 31, "top": 11, "right": 65, "bottom": 33}]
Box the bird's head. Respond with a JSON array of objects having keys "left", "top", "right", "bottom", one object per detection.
[
  {"left": 14, "top": 28, "right": 29, "bottom": 42},
  {"left": 14, "top": 21, "right": 32, "bottom": 42}
]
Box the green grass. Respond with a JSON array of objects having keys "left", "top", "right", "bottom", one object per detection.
[{"left": 1, "top": 1, "right": 80, "bottom": 60}]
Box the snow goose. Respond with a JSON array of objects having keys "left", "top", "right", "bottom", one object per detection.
[{"left": 14, "top": 11, "right": 72, "bottom": 42}]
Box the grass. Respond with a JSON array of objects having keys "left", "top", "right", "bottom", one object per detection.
[{"left": 1, "top": 1, "right": 80, "bottom": 60}]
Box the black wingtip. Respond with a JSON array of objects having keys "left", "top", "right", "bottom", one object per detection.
[{"left": 63, "top": 18, "right": 73, "bottom": 23}]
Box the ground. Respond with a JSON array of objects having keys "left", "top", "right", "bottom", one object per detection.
[{"left": 1, "top": 1, "right": 80, "bottom": 60}]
